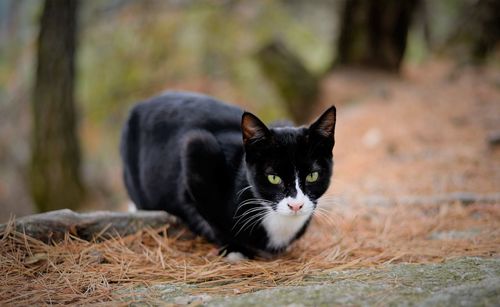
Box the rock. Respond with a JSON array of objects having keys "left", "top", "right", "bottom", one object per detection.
[
  {"left": 174, "top": 294, "right": 212, "bottom": 305},
  {"left": 487, "top": 131, "right": 500, "bottom": 147},
  {"left": 208, "top": 257, "right": 500, "bottom": 306},
  {"left": 429, "top": 229, "right": 481, "bottom": 240},
  {"left": 419, "top": 278, "right": 500, "bottom": 306},
  {"left": 362, "top": 128, "right": 382, "bottom": 148},
  {"left": 121, "top": 257, "right": 500, "bottom": 306},
  {"left": 361, "top": 192, "right": 500, "bottom": 207},
  {"left": 0, "top": 209, "right": 184, "bottom": 243}
]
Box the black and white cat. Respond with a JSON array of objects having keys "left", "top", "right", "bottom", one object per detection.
[{"left": 120, "top": 91, "right": 336, "bottom": 260}]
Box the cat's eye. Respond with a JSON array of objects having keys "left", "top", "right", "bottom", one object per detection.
[
  {"left": 306, "top": 171, "right": 319, "bottom": 183},
  {"left": 267, "top": 174, "right": 282, "bottom": 185}
]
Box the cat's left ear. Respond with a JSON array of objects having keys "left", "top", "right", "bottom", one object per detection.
[
  {"left": 309, "top": 106, "right": 336, "bottom": 144},
  {"left": 242, "top": 112, "right": 270, "bottom": 145}
]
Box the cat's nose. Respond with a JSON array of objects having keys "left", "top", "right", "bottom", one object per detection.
[{"left": 287, "top": 203, "right": 303, "bottom": 213}]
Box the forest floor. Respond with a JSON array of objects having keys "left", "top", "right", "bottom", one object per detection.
[
  {"left": 322, "top": 60, "right": 500, "bottom": 199},
  {"left": 1, "top": 60, "right": 499, "bottom": 305}
]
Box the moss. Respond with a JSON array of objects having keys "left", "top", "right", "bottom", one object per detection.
[
  {"left": 120, "top": 257, "right": 500, "bottom": 306},
  {"left": 207, "top": 258, "right": 500, "bottom": 306}
]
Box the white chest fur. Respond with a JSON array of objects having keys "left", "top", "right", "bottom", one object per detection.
[
  {"left": 261, "top": 178, "right": 314, "bottom": 249},
  {"left": 262, "top": 211, "right": 310, "bottom": 249}
]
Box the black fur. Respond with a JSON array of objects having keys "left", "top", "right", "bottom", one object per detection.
[{"left": 120, "top": 91, "right": 336, "bottom": 258}]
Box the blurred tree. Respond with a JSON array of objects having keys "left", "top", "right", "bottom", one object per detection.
[
  {"left": 334, "top": 0, "right": 420, "bottom": 71},
  {"left": 256, "top": 40, "right": 319, "bottom": 124},
  {"left": 30, "top": 0, "right": 85, "bottom": 212},
  {"left": 447, "top": 0, "right": 500, "bottom": 64}
]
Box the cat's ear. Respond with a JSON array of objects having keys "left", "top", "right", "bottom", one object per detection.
[
  {"left": 241, "top": 112, "right": 270, "bottom": 145},
  {"left": 309, "top": 106, "right": 336, "bottom": 143}
]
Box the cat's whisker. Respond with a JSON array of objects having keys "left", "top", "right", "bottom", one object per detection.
[
  {"left": 232, "top": 206, "right": 270, "bottom": 227},
  {"left": 315, "top": 210, "right": 334, "bottom": 223},
  {"left": 234, "top": 198, "right": 275, "bottom": 217},
  {"left": 234, "top": 210, "right": 270, "bottom": 236},
  {"left": 313, "top": 208, "right": 337, "bottom": 227},
  {"left": 316, "top": 214, "right": 337, "bottom": 228},
  {"left": 315, "top": 206, "right": 332, "bottom": 213},
  {"left": 233, "top": 202, "right": 274, "bottom": 218},
  {"left": 233, "top": 213, "right": 263, "bottom": 236},
  {"left": 316, "top": 206, "right": 341, "bottom": 220},
  {"left": 236, "top": 199, "right": 274, "bottom": 207},
  {"left": 317, "top": 198, "right": 344, "bottom": 208},
  {"left": 232, "top": 200, "right": 277, "bottom": 235},
  {"left": 240, "top": 212, "right": 267, "bottom": 232},
  {"left": 236, "top": 185, "right": 253, "bottom": 200},
  {"left": 315, "top": 207, "right": 335, "bottom": 219},
  {"left": 319, "top": 194, "right": 348, "bottom": 201},
  {"left": 233, "top": 206, "right": 267, "bottom": 220},
  {"left": 235, "top": 201, "right": 272, "bottom": 211},
  {"left": 233, "top": 206, "right": 271, "bottom": 228},
  {"left": 237, "top": 198, "right": 274, "bottom": 206},
  {"left": 248, "top": 210, "right": 273, "bottom": 234},
  {"left": 313, "top": 212, "right": 336, "bottom": 227}
]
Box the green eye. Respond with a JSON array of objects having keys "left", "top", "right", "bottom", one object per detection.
[
  {"left": 306, "top": 171, "right": 319, "bottom": 183},
  {"left": 267, "top": 174, "right": 282, "bottom": 185}
]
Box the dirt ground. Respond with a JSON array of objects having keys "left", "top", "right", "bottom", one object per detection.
[
  {"left": 321, "top": 60, "right": 500, "bottom": 200},
  {"left": 1, "top": 60, "right": 499, "bottom": 222},
  {"left": 1, "top": 60, "right": 499, "bottom": 305}
]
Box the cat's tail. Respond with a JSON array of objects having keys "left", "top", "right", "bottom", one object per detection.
[{"left": 120, "top": 106, "right": 148, "bottom": 209}]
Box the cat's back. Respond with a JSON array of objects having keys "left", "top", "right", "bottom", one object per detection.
[
  {"left": 121, "top": 91, "right": 244, "bottom": 211},
  {"left": 131, "top": 91, "right": 243, "bottom": 133}
]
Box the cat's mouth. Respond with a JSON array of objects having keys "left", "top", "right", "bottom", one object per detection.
[
  {"left": 272, "top": 197, "right": 315, "bottom": 217},
  {"left": 274, "top": 208, "right": 313, "bottom": 217}
]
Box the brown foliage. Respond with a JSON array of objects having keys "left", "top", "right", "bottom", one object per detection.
[{"left": 1, "top": 201, "right": 498, "bottom": 305}]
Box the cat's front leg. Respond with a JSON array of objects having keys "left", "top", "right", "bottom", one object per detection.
[
  {"left": 218, "top": 243, "right": 257, "bottom": 262},
  {"left": 225, "top": 251, "right": 248, "bottom": 263},
  {"left": 181, "top": 130, "right": 229, "bottom": 213}
]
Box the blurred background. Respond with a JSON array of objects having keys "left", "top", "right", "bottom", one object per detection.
[{"left": 0, "top": 0, "right": 499, "bottom": 222}]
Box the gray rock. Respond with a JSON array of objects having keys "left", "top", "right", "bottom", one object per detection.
[
  {"left": 429, "top": 229, "right": 481, "bottom": 240},
  {"left": 120, "top": 257, "right": 500, "bottom": 306}
]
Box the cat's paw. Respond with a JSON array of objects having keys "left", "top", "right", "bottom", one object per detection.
[
  {"left": 225, "top": 252, "right": 247, "bottom": 263},
  {"left": 127, "top": 202, "right": 137, "bottom": 213}
]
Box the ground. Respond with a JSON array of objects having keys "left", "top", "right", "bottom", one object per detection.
[
  {"left": 323, "top": 61, "right": 499, "bottom": 198},
  {"left": 126, "top": 257, "right": 500, "bottom": 306},
  {"left": 0, "top": 61, "right": 499, "bottom": 305}
]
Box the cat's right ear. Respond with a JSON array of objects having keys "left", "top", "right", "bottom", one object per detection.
[
  {"left": 241, "top": 112, "right": 270, "bottom": 145},
  {"left": 308, "top": 105, "right": 336, "bottom": 147}
]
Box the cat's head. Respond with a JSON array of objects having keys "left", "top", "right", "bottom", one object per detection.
[{"left": 241, "top": 106, "right": 336, "bottom": 217}]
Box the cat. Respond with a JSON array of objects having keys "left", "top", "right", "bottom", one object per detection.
[{"left": 120, "top": 91, "right": 336, "bottom": 260}]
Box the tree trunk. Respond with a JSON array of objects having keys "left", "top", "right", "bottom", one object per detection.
[
  {"left": 256, "top": 40, "right": 319, "bottom": 124},
  {"left": 30, "top": 0, "right": 84, "bottom": 212},
  {"left": 447, "top": 0, "right": 500, "bottom": 64},
  {"left": 334, "top": 0, "right": 419, "bottom": 71}
]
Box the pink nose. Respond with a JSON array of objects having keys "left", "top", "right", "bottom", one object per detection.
[{"left": 287, "top": 203, "right": 304, "bottom": 213}]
